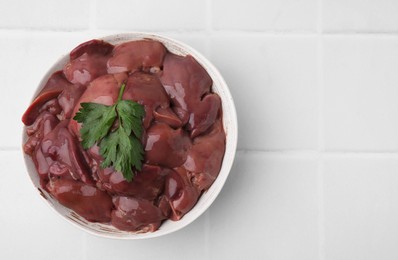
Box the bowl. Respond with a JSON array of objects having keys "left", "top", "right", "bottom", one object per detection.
[{"left": 22, "top": 32, "right": 238, "bottom": 239}]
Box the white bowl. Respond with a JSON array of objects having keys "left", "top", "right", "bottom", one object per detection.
[{"left": 22, "top": 32, "right": 238, "bottom": 239}]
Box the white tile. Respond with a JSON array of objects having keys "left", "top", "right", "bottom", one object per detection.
[
  {"left": 159, "top": 32, "right": 208, "bottom": 56},
  {"left": 323, "top": 157, "right": 398, "bottom": 260},
  {"left": 207, "top": 152, "right": 319, "bottom": 259},
  {"left": 0, "top": 32, "right": 93, "bottom": 148},
  {"left": 86, "top": 212, "right": 209, "bottom": 260},
  {"left": 210, "top": 36, "right": 318, "bottom": 150},
  {"left": 96, "top": 0, "right": 206, "bottom": 31},
  {"left": 323, "top": 0, "right": 398, "bottom": 32},
  {"left": 323, "top": 36, "right": 398, "bottom": 152},
  {"left": 212, "top": 0, "right": 317, "bottom": 31},
  {"left": 0, "top": 151, "right": 85, "bottom": 260},
  {"left": 0, "top": 0, "right": 89, "bottom": 30}
]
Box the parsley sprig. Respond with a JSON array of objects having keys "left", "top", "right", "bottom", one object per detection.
[{"left": 73, "top": 83, "right": 145, "bottom": 182}]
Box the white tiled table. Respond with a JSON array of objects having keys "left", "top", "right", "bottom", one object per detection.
[{"left": 1, "top": 0, "right": 398, "bottom": 259}]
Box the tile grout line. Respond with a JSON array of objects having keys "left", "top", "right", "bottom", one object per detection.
[{"left": 316, "top": 0, "right": 326, "bottom": 259}]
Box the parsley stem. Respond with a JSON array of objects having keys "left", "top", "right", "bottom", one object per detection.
[{"left": 117, "top": 83, "right": 126, "bottom": 102}]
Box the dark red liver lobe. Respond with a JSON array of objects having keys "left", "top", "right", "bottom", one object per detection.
[
  {"left": 47, "top": 179, "right": 113, "bottom": 223},
  {"left": 64, "top": 39, "right": 114, "bottom": 86},
  {"left": 23, "top": 111, "right": 59, "bottom": 188},
  {"left": 41, "top": 121, "right": 93, "bottom": 184},
  {"left": 25, "top": 112, "right": 60, "bottom": 188},
  {"left": 97, "top": 164, "right": 167, "bottom": 201},
  {"left": 107, "top": 40, "right": 166, "bottom": 74},
  {"left": 58, "top": 84, "right": 86, "bottom": 120},
  {"left": 24, "top": 111, "right": 59, "bottom": 155},
  {"left": 68, "top": 73, "right": 128, "bottom": 138},
  {"left": 145, "top": 123, "right": 191, "bottom": 168},
  {"left": 160, "top": 53, "right": 221, "bottom": 137},
  {"left": 162, "top": 167, "right": 200, "bottom": 221},
  {"left": 69, "top": 39, "right": 114, "bottom": 60},
  {"left": 184, "top": 119, "right": 226, "bottom": 191},
  {"left": 111, "top": 196, "right": 166, "bottom": 232},
  {"left": 123, "top": 72, "right": 171, "bottom": 129},
  {"left": 153, "top": 106, "right": 183, "bottom": 128},
  {"left": 22, "top": 71, "right": 73, "bottom": 126}
]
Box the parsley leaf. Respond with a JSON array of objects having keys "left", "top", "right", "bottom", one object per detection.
[
  {"left": 73, "top": 83, "right": 145, "bottom": 182},
  {"left": 116, "top": 100, "right": 145, "bottom": 138},
  {"left": 73, "top": 103, "right": 116, "bottom": 149},
  {"left": 100, "top": 127, "right": 144, "bottom": 182}
]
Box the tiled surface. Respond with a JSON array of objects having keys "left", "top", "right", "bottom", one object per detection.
[
  {"left": 85, "top": 212, "right": 209, "bottom": 259},
  {"left": 209, "top": 35, "right": 318, "bottom": 150},
  {"left": 323, "top": 36, "right": 398, "bottom": 151},
  {"left": 212, "top": 0, "right": 318, "bottom": 32},
  {"left": 0, "top": 0, "right": 90, "bottom": 30},
  {"left": 0, "top": 32, "right": 93, "bottom": 148},
  {"left": 207, "top": 153, "right": 319, "bottom": 259},
  {"left": 2, "top": 0, "right": 398, "bottom": 259},
  {"left": 96, "top": 0, "right": 206, "bottom": 31},
  {"left": 324, "top": 157, "right": 398, "bottom": 260},
  {"left": 323, "top": 0, "right": 398, "bottom": 33},
  {"left": 0, "top": 151, "right": 85, "bottom": 260}
]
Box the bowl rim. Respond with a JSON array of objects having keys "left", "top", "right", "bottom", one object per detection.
[{"left": 22, "top": 32, "right": 238, "bottom": 239}]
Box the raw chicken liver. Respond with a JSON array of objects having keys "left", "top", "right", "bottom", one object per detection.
[
  {"left": 145, "top": 123, "right": 191, "bottom": 168},
  {"left": 41, "top": 121, "right": 94, "bottom": 185},
  {"left": 22, "top": 71, "right": 73, "bottom": 126},
  {"left": 47, "top": 179, "right": 113, "bottom": 223},
  {"left": 163, "top": 167, "right": 200, "bottom": 221},
  {"left": 184, "top": 119, "right": 226, "bottom": 191},
  {"left": 160, "top": 53, "right": 221, "bottom": 137},
  {"left": 111, "top": 196, "right": 166, "bottom": 232},
  {"left": 64, "top": 40, "right": 114, "bottom": 86},
  {"left": 68, "top": 73, "right": 128, "bottom": 138},
  {"left": 97, "top": 164, "right": 167, "bottom": 201},
  {"left": 107, "top": 40, "right": 166, "bottom": 74},
  {"left": 22, "top": 38, "right": 226, "bottom": 232}
]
